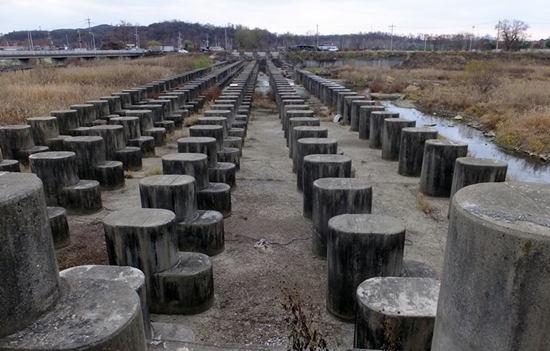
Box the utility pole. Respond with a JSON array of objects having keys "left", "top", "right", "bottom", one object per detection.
[
  {"left": 27, "top": 31, "right": 34, "bottom": 51},
  {"left": 178, "top": 31, "right": 182, "bottom": 49},
  {"left": 470, "top": 26, "right": 475, "bottom": 51},
  {"left": 86, "top": 17, "right": 96, "bottom": 50},
  {"left": 224, "top": 27, "right": 228, "bottom": 50},
  {"left": 316, "top": 24, "right": 319, "bottom": 47},
  {"left": 47, "top": 31, "right": 53, "bottom": 47},
  {"left": 424, "top": 35, "right": 428, "bottom": 51},
  {"left": 134, "top": 26, "right": 139, "bottom": 48},
  {"left": 78, "top": 30, "right": 82, "bottom": 49},
  {"left": 389, "top": 23, "right": 395, "bottom": 51},
  {"left": 496, "top": 19, "right": 500, "bottom": 50}
]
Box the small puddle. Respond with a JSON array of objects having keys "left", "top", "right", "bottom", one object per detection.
[{"left": 383, "top": 102, "right": 550, "bottom": 183}]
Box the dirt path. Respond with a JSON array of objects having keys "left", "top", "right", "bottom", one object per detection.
[{"left": 56, "top": 93, "right": 451, "bottom": 350}]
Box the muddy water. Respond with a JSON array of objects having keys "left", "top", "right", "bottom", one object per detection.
[{"left": 384, "top": 102, "right": 550, "bottom": 184}]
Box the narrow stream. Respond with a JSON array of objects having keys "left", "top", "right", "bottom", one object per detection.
[{"left": 384, "top": 102, "right": 550, "bottom": 184}]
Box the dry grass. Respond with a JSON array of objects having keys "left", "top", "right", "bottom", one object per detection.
[
  {"left": 336, "top": 65, "right": 412, "bottom": 93},
  {"left": 417, "top": 193, "right": 435, "bottom": 214},
  {"left": 0, "top": 55, "right": 200, "bottom": 125},
  {"left": 144, "top": 166, "right": 163, "bottom": 176},
  {"left": 251, "top": 91, "right": 277, "bottom": 110}
]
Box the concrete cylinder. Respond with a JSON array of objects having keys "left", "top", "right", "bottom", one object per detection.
[
  {"left": 69, "top": 104, "right": 96, "bottom": 126},
  {"left": 190, "top": 125, "right": 225, "bottom": 151},
  {"left": 217, "top": 147, "right": 240, "bottom": 170},
  {"left": 0, "top": 125, "right": 36, "bottom": 160},
  {"left": 350, "top": 100, "right": 375, "bottom": 132},
  {"left": 398, "top": 127, "right": 438, "bottom": 177},
  {"left": 27, "top": 116, "right": 60, "bottom": 146},
  {"left": 177, "top": 210, "right": 225, "bottom": 256},
  {"left": 125, "top": 110, "right": 154, "bottom": 132},
  {"left": 59, "top": 264, "right": 152, "bottom": 340},
  {"left": 198, "top": 117, "right": 228, "bottom": 139},
  {"left": 432, "top": 182, "right": 550, "bottom": 350},
  {"left": 355, "top": 277, "right": 440, "bottom": 350},
  {"left": 223, "top": 136, "right": 243, "bottom": 156},
  {"left": 295, "top": 138, "right": 338, "bottom": 192},
  {"left": 110, "top": 116, "right": 142, "bottom": 141},
  {"left": 327, "top": 214, "right": 406, "bottom": 320},
  {"left": 139, "top": 175, "right": 198, "bottom": 222},
  {"left": 197, "top": 183, "right": 232, "bottom": 218},
  {"left": 47, "top": 206, "right": 70, "bottom": 249},
  {"left": 0, "top": 172, "right": 60, "bottom": 338},
  {"left": 291, "top": 126, "right": 328, "bottom": 161},
  {"left": 29, "top": 151, "right": 79, "bottom": 206},
  {"left": 63, "top": 136, "right": 106, "bottom": 180},
  {"left": 51, "top": 110, "right": 79, "bottom": 135},
  {"left": 104, "top": 207, "right": 178, "bottom": 275},
  {"left": 302, "top": 154, "right": 352, "bottom": 219},
  {"left": 369, "top": 111, "right": 399, "bottom": 149},
  {"left": 419, "top": 139, "right": 468, "bottom": 197},
  {"left": 343, "top": 95, "right": 364, "bottom": 124},
  {"left": 178, "top": 137, "right": 218, "bottom": 168},
  {"left": 89, "top": 124, "right": 126, "bottom": 160},
  {"left": 284, "top": 110, "right": 315, "bottom": 141},
  {"left": 209, "top": 162, "right": 236, "bottom": 189},
  {"left": 162, "top": 153, "right": 210, "bottom": 190},
  {"left": 288, "top": 116, "right": 320, "bottom": 148},
  {"left": 86, "top": 100, "right": 111, "bottom": 119},
  {"left": 359, "top": 106, "right": 386, "bottom": 140},
  {"left": 381, "top": 118, "right": 416, "bottom": 161},
  {"left": 449, "top": 157, "right": 508, "bottom": 200},
  {"left": 312, "top": 178, "right": 373, "bottom": 258}
]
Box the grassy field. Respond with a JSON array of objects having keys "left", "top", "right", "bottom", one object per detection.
[
  {"left": 0, "top": 54, "right": 210, "bottom": 125},
  {"left": 328, "top": 56, "right": 550, "bottom": 158}
]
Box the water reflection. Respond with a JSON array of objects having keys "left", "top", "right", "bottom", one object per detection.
[{"left": 383, "top": 102, "right": 550, "bottom": 183}]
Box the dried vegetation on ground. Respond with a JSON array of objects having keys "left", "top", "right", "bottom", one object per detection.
[{"left": 324, "top": 55, "right": 550, "bottom": 158}]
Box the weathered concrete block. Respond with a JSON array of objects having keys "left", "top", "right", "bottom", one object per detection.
[
  {"left": 355, "top": 277, "right": 440, "bottom": 350},
  {"left": 162, "top": 153, "right": 210, "bottom": 190},
  {"left": 139, "top": 175, "right": 198, "bottom": 222},
  {"left": 398, "top": 127, "right": 438, "bottom": 177},
  {"left": 197, "top": 182, "right": 232, "bottom": 218},
  {"left": 178, "top": 210, "right": 225, "bottom": 256},
  {"left": 327, "top": 214, "right": 406, "bottom": 320},
  {"left": 432, "top": 182, "right": 550, "bottom": 351},
  {"left": 449, "top": 157, "right": 507, "bottom": 200},
  {"left": 381, "top": 118, "right": 416, "bottom": 161},
  {"left": 369, "top": 111, "right": 399, "bottom": 149},
  {"left": 47, "top": 206, "right": 70, "bottom": 249}
]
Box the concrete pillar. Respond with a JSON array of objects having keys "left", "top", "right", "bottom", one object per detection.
[
  {"left": 328, "top": 214, "right": 406, "bottom": 321},
  {"left": 419, "top": 140, "right": 468, "bottom": 197},
  {"left": 350, "top": 100, "right": 374, "bottom": 132},
  {"left": 398, "top": 127, "right": 438, "bottom": 177},
  {"left": 312, "top": 178, "right": 372, "bottom": 258},
  {"left": 356, "top": 277, "right": 440, "bottom": 350},
  {"left": 178, "top": 137, "right": 218, "bottom": 168},
  {"left": 302, "top": 155, "right": 352, "bottom": 219},
  {"left": 432, "top": 182, "right": 550, "bottom": 350},
  {"left": 162, "top": 153, "right": 210, "bottom": 190},
  {"left": 189, "top": 125, "right": 225, "bottom": 152},
  {"left": 381, "top": 118, "right": 416, "bottom": 161},
  {"left": 0, "top": 172, "right": 60, "bottom": 337},
  {"left": 369, "top": 111, "right": 399, "bottom": 149},
  {"left": 291, "top": 126, "right": 328, "bottom": 163},
  {"left": 295, "top": 138, "right": 338, "bottom": 192},
  {"left": 359, "top": 106, "right": 386, "bottom": 140},
  {"left": 449, "top": 157, "right": 508, "bottom": 200}
]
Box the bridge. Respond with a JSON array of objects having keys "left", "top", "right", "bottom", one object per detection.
[{"left": 0, "top": 49, "right": 146, "bottom": 66}]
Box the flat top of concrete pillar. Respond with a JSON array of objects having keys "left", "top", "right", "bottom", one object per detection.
[
  {"left": 177, "top": 137, "right": 217, "bottom": 144},
  {"left": 344, "top": 95, "right": 363, "bottom": 100},
  {"left": 401, "top": 127, "right": 438, "bottom": 134},
  {"left": 297, "top": 138, "right": 338, "bottom": 145},
  {"left": 140, "top": 174, "right": 195, "bottom": 188},
  {"left": 328, "top": 214, "right": 405, "bottom": 236},
  {"left": 90, "top": 124, "right": 124, "bottom": 131},
  {"left": 290, "top": 117, "right": 319, "bottom": 123},
  {"left": 125, "top": 110, "right": 152, "bottom": 115},
  {"left": 453, "top": 182, "right": 550, "bottom": 238},
  {"left": 103, "top": 207, "right": 176, "bottom": 228},
  {"left": 51, "top": 109, "right": 77, "bottom": 114},
  {"left": 29, "top": 151, "right": 75, "bottom": 160},
  {"left": 47, "top": 206, "right": 67, "bottom": 217},
  {"left": 338, "top": 91, "right": 357, "bottom": 96},
  {"left": 86, "top": 100, "right": 108, "bottom": 104},
  {"left": 69, "top": 104, "right": 94, "bottom": 108},
  {"left": 371, "top": 111, "right": 399, "bottom": 117},
  {"left": 282, "top": 99, "right": 305, "bottom": 103},
  {"left": 352, "top": 100, "right": 373, "bottom": 104},
  {"left": 60, "top": 265, "right": 145, "bottom": 291},
  {"left": 314, "top": 177, "right": 371, "bottom": 190},
  {"left": 27, "top": 116, "right": 57, "bottom": 122},
  {"left": 455, "top": 157, "right": 508, "bottom": 168},
  {"left": 357, "top": 277, "right": 440, "bottom": 317},
  {"left": 0, "top": 124, "right": 30, "bottom": 130},
  {"left": 360, "top": 106, "right": 386, "bottom": 111},
  {"left": 303, "top": 154, "right": 351, "bottom": 164},
  {"left": 0, "top": 172, "right": 42, "bottom": 203},
  {"left": 110, "top": 116, "right": 139, "bottom": 122},
  {"left": 162, "top": 153, "right": 208, "bottom": 162},
  {"left": 425, "top": 139, "right": 468, "bottom": 147},
  {"left": 294, "top": 126, "right": 328, "bottom": 132},
  {"left": 285, "top": 105, "right": 309, "bottom": 109},
  {"left": 136, "top": 104, "right": 163, "bottom": 108},
  {"left": 64, "top": 136, "right": 103, "bottom": 143},
  {"left": 190, "top": 125, "right": 224, "bottom": 131},
  {"left": 384, "top": 118, "right": 415, "bottom": 124},
  {"left": 199, "top": 117, "right": 228, "bottom": 122}
]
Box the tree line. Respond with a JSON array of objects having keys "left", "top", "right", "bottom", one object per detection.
[{"left": 0, "top": 19, "right": 542, "bottom": 52}]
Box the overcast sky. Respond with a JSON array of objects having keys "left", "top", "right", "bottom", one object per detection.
[{"left": 2, "top": 0, "right": 549, "bottom": 40}]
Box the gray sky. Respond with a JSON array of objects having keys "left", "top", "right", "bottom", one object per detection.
[{"left": 2, "top": 0, "right": 549, "bottom": 40}]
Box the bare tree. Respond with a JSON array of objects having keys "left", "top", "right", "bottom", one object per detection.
[{"left": 496, "top": 19, "right": 529, "bottom": 51}]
